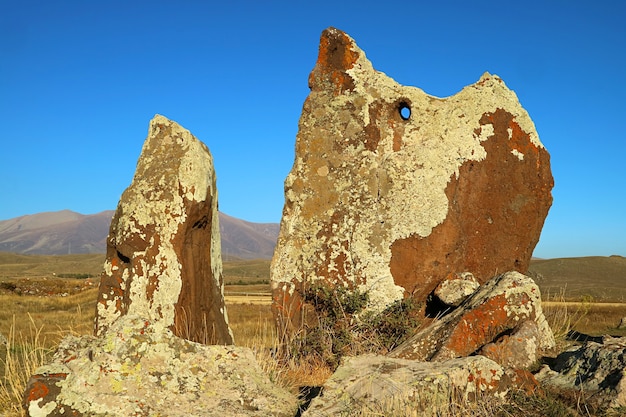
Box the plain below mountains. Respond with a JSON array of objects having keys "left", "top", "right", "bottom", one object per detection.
[{"left": 0, "top": 210, "right": 280, "bottom": 260}]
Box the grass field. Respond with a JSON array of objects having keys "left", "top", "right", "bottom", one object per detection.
[{"left": 2, "top": 252, "right": 626, "bottom": 415}]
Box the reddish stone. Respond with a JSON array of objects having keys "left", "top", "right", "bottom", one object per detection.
[
  {"left": 389, "top": 107, "right": 553, "bottom": 300},
  {"left": 480, "top": 320, "right": 542, "bottom": 369},
  {"left": 22, "top": 372, "right": 83, "bottom": 416},
  {"left": 389, "top": 271, "right": 554, "bottom": 364}
]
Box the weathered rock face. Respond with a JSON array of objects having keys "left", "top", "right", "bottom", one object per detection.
[
  {"left": 95, "top": 115, "right": 233, "bottom": 345},
  {"left": 302, "top": 354, "right": 512, "bottom": 416},
  {"left": 270, "top": 27, "right": 553, "bottom": 335},
  {"left": 480, "top": 320, "right": 542, "bottom": 369},
  {"left": 389, "top": 271, "right": 554, "bottom": 366},
  {"left": 23, "top": 317, "right": 297, "bottom": 417},
  {"left": 536, "top": 336, "right": 626, "bottom": 410},
  {"left": 22, "top": 116, "right": 295, "bottom": 416}
]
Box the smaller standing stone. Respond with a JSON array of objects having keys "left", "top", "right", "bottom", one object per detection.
[
  {"left": 94, "top": 114, "right": 233, "bottom": 345},
  {"left": 22, "top": 116, "right": 296, "bottom": 417},
  {"left": 618, "top": 317, "right": 626, "bottom": 329}
]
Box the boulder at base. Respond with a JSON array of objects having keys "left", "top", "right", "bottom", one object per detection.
[
  {"left": 302, "top": 355, "right": 511, "bottom": 416},
  {"left": 95, "top": 114, "right": 233, "bottom": 345},
  {"left": 270, "top": 27, "right": 553, "bottom": 338},
  {"left": 536, "top": 336, "right": 626, "bottom": 410},
  {"left": 23, "top": 318, "right": 297, "bottom": 417},
  {"left": 389, "top": 271, "right": 554, "bottom": 369}
]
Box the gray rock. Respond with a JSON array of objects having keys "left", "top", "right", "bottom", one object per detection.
[
  {"left": 302, "top": 354, "right": 510, "bottom": 416},
  {"left": 536, "top": 336, "right": 626, "bottom": 409}
]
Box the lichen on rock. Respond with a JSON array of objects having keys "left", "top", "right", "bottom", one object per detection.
[
  {"left": 271, "top": 27, "right": 553, "bottom": 340},
  {"left": 23, "top": 317, "right": 297, "bottom": 416},
  {"left": 302, "top": 354, "right": 511, "bottom": 416},
  {"left": 389, "top": 271, "right": 555, "bottom": 365},
  {"left": 95, "top": 114, "right": 233, "bottom": 345},
  {"left": 22, "top": 115, "right": 295, "bottom": 417}
]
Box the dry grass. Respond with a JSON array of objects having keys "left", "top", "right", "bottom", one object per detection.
[
  {"left": 2, "top": 253, "right": 626, "bottom": 416},
  {"left": 0, "top": 291, "right": 95, "bottom": 415},
  {"left": 340, "top": 388, "right": 578, "bottom": 417},
  {"left": 0, "top": 315, "right": 53, "bottom": 415},
  {"left": 226, "top": 302, "right": 333, "bottom": 390}
]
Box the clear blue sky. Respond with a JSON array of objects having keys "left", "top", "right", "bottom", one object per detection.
[{"left": 1, "top": 1, "right": 624, "bottom": 259}]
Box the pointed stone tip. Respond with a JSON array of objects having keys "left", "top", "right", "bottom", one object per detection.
[
  {"left": 477, "top": 72, "right": 504, "bottom": 84},
  {"left": 322, "top": 26, "right": 348, "bottom": 39},
  {"left": 151, "top": 114, "right": 170, "bottom": 124},
  {"left": 317, "top": 27, "right": 359, "bottom": 70},
  {"left": 147, "top": 114, "right": 189, "bottom": 137},
  {"left": 310, "top": 27, "right": 360, "bottom": 94}
]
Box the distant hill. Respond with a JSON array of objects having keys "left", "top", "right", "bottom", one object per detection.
[
  {"left": 219, "top": 212, "right": 280, "bottom": 260},
  {"left": 0, "top": 210, "right": 113, "bottom": 255},
  {"left": 529, "top": 255, "right": 626, "bottom": 301},
  {"left": 0, "top": 210, "right": 280, "bottom": 259}
]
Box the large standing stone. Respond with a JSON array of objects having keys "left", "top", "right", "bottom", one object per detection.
[
  {"left": 271, "top": 27, "right": 553, "bottom": 335},
  {"left": 94, "top": 114, "right": 233, "bottom": 344}
]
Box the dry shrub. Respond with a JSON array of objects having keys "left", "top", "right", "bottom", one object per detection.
[
  {"left": 226, "top": 301, "right": 333, "bottom": 391},
  {"left": 288, "top": 282, "right": 422, "bottom": 369}
]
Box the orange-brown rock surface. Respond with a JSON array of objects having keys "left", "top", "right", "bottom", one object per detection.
[
  {"left": 389, "top": 271, "right": 554, "bottom": 364},
  {"left": 94, "top": 114, "right": 233, "bottom": 345},
  {"left": 271, "top": 27, "right": 553, "bottom": 335}
]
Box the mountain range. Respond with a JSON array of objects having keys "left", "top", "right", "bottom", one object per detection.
[{"left": 0, "top": 210, "right": 280, "bottom": 260}]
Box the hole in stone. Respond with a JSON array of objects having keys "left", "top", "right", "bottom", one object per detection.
[
  {"left": 192, "top": 216, "right": 209, "bottom": 230},
  {"left": 117, "top": 250, "right": 131, "bottom": 264},
  {"left": 399, "top": 102, "right": 411, "bottom": 120},
  {"left": 425, "top": 292, "right": 453, "bottom": 318}
]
